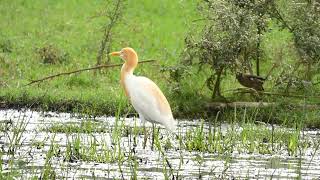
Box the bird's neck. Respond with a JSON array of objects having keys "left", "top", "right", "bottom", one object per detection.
[
  {"left": 120, "top": 54, "right": 138, "bottom": 96},
  {"left": 120, "top": 63, "right": 135, "bottom": 97}
]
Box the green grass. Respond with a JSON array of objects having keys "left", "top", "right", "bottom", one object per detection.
[
  {"left": 183, "top": 117, "right": 308, "bottom": 156},
  {"left": 0, "top": 0, "right": 319, "bottom": 128},
  {"left": 44, "top": 120, "right": 108, "bottom": 133},
  {"left": 64, "top": 133, "right": 120, "bottom": 164},
  {"left": 0, "top": 0, "right": 202, "bottom": 116}
]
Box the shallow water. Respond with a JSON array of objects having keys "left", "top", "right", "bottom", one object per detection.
[{"left": 0, "top": 109, "right": 319, "bottom": 179}]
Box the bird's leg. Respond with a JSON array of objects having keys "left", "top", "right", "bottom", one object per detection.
[
  {"left": 151, "top": 123, "right": 155, "bottom": 151},
  {"left": 143, "top": 122, "right": 148, "bottom": 150},
  {"left": 139, "top": 114, "right": 148, "bottom": 150}
]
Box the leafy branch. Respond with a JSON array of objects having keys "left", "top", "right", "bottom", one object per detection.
[{"left": 96, "top": 0, "right": 126, "bottom": 66}]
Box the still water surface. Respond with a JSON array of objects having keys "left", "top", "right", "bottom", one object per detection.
[{"left": 0, "top": 109, "right": 319, "bottom": 179}]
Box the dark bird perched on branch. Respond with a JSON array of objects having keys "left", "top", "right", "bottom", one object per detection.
[{"left": 236, "top": 73, "right": 266, "bottom": 91}]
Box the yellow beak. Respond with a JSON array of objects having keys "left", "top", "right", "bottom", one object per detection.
[{"left": 109, "top": 51, "right": 121, "bottom": 56}]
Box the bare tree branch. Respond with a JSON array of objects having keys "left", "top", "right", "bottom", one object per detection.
[
  {"left": 206, "top": 101, "right": 319, "bottom": 110},
  {"left": 231, "top": 88, "right": 320, "bottom": 99},
  {"left": 26, "top": 59, "right": 156, "bottom": 86}
]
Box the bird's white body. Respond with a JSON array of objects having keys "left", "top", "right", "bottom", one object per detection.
[
  {"left": 110, "top": 47, "right": 177, "bottom": 132},
  {"left": 124, "top": 73, "right": 177, "bottom": 131}
]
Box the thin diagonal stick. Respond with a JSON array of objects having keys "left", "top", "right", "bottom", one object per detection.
[{"left": 26, "top": 59, "right": 156, "bottom": 86}]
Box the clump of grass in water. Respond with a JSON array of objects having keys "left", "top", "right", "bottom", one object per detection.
[
  {"left": 127, "top": 120, "right": 140, "bottom": 180},
  {"left": 122, "top": 125, "right": 146, "bottom": 137},
  {"left": 64, "top": 133, "right": 120, "bottom": 163},
  {"left": 153, "top": 128, "right": 175, "bottom": 179},
  {"left": 41, "top": 133, "right": 57, "bottom": 179},
  {"left": 32, "top": 140, "right": 45, "bottom": 149},
  {"left": 185, "top": 120, "right": 206, "bottom": 151},
  {"left": 44, "top": 120, "right": 108, "bottom": 134},
  {"left": 0, "top": 111, "right": 32, "bottom": 178},
  {"left": 180, "top": 108, "right": 311, "bottom": 156},
  {"left": 6, "top": 115, "right": 29, "bottom": 155},
  {"left": 62, "top": 99, "right": 128, "bottom": 164}
]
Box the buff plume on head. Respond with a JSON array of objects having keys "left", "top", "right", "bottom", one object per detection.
[{"left": 110, "top": 47, "right": 138, "bottom": 69}]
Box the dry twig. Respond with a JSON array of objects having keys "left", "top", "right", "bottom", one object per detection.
[
  {"left": 206, "top": 101, "right": 319, "bottom": 110},
  {"left": 27, "top": 59, "right": 156, "bottom": 86}
]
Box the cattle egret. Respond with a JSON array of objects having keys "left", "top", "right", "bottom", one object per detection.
[{"left": 110, "top": 47, "right": 177, "bottom": 132}]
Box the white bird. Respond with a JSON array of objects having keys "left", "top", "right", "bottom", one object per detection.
[{"left": 110, "top": 47, "right": 177, "bottom": 132}]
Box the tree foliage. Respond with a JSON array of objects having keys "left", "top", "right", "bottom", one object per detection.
[
  {"left": 175, "top": 0, "right": 320, "bottom": 99},
  {"left": 269, "top": 0, "right": 320, "bottom": 80},
  {"left": 182, "top": 0, "right": 271, "bottom": 99}
]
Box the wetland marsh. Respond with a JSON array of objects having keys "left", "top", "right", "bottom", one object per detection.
[
  {"left": 0, "top": 109, "right": 319, "bottom": 179},
  {"left": 1, "top": 0, "right": 320, "bottom": 179}
]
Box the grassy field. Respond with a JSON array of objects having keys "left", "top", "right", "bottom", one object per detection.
[
  {"left": 0, "top": 0, "right": 214, "bottom": 118},
  {"left": 0, "top": 0, "right": 199, "bottom": 113},
  {"left": 0, "top": 0, "right": 319, "bottom": 127}
]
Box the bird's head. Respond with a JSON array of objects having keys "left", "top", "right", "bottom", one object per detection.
[
  {"left": 109, "top": 47, "right": 138, "bottom": 68},
  {"left": 235, "top": 72, "right": 243, "bottom": 80}
]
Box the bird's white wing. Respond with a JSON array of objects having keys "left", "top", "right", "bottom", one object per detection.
[{"left": 125, "top": 75, "right": 174, "bottom": 126}]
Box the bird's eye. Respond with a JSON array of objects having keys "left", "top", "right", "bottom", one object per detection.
[{"left": 120, "top": 52, "right": 124, "bottom": 59}]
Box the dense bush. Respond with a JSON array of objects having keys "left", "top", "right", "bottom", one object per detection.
[
  {"left": 269, "top": 0, "right": 320, "bottom": 81},
  {"left": 176, "top": 0, "right": 320, "bottom": 99},
  {"left": 180, "top": 0, "right": 272, "bottom": 99}
]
